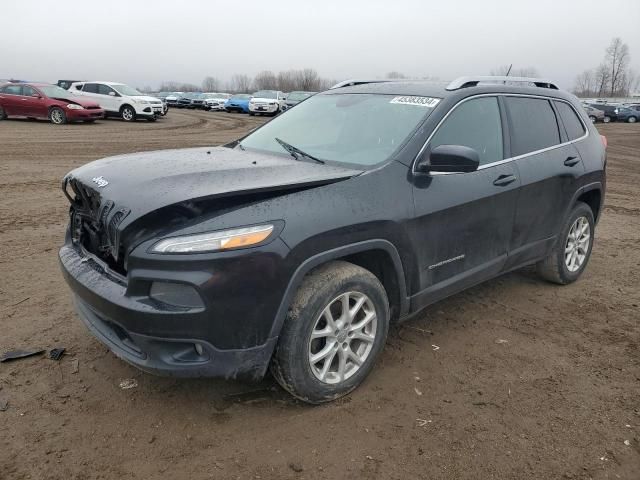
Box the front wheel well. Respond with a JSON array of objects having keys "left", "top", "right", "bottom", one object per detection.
[
  {"left": 577, "top": 189, "right": 602, "bottom": 222},
  {"left": 339, "top": 249, "right": 402, "bottom": 322}
]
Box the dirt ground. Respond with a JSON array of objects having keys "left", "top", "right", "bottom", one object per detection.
[{"left": 1, "top": 110, "right": 639, "bottom": 480}]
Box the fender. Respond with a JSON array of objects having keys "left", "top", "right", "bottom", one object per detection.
[
  {"left": 267, "top": 239, "right": 409, "bottom": 341},
  {"left": 570, "top": 181, "right": 603, "bottom": 223}
]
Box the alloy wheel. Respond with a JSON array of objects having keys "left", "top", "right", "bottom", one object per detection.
[
  {"left": 308, "top": 291, "right": 377, "bottom": 384},
  {"left": 50, "top": 109, "right": 64, "bottom": 124},
  {"left": 122, "top": 108, "right": 134, "bottom": 121},
  {"left": 565, "top": 216, "right": 590, "bottom": 272}
]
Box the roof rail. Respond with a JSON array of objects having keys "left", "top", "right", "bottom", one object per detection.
[
  {"left": 446, "top": 76, "right": 559, "bottom": 91},
  {"left": 329, "top": 79, "right": 393, "bottom": 89}
]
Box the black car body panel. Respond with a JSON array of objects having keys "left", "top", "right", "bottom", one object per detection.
[{"left": 59, "top": 80, "right": 606, "bottom": 380}]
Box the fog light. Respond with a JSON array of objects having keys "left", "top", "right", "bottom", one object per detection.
[
  {"left": 149, "top": 282, "right": 204, "bottom": 309},
  {"left": 194, "top": 343, "right": 204, "bottom": 356}
]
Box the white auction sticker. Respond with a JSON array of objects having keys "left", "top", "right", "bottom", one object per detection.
[{"left": 390, "top": 96, "right": 440, "bottom": 107}]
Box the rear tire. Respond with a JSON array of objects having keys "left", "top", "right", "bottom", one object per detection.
[
  {"left": 0, "top": 106, "right": 5, "bottom": 120},
  {"left": 589, "top": 115, "right": 597, "bottom": 123},
  {"left": 603, "top": 116, "right": 611, "bottom": 123},
  {"left": 121, "top": 105, "right": 136, "bottom": 122},
  {"left": 49, "top": 107, "right": 67, "bottom": 125},
  {"left": 270, "top": 261, "right": 389, "bottom": 404},
  {"left": 536, "top": 202, "right": 595, "bottom": 285},
  {"left": 628, "top": 116, "right": 637, "bottom": 123}
]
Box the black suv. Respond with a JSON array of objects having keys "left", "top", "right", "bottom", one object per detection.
[{"left": 59, "top": 76, "right": 606, "bottom": 403}]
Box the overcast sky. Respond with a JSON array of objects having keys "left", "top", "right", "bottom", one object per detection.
[{"left": 2, "top": 0, "right": 639, "bottom": 91}]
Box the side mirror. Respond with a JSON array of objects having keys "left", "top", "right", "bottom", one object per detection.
[
  {"left": 108, "top": 91, "right": 116, "bottom": 96},
  {"left": 32, "top": 94, "right": 42, "bottom": 99},
  {"left": 416, "top": 145, "right": 480, "bottom": 174}
]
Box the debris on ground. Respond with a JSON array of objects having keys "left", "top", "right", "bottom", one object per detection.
[
  {"left": 0, "top": 398, "right": 8, "bottom": 411},
  {"left": 416, "top": 419, "right": 432, "bottom": 427},
  {"left": 495, "top": 339, "right": 509, "bottom": 344},
  {"left": 70, "top": 359, "right": 79, "bottom": 374},
  {"left": 414, "top": 387, "right": 423, "bottom": 396},
  {"left": 119, "top": 378, "right": 138, "bottom": 390},
  {"left": 49, "top": 348, "right": 66, "bottom": 361},
  {"left": 624, "top": 440, "right": 630, "bottom": 446},
  {"left": 431, "top": 345, "right": 440, "bottom": 351},
  {"left": 288, "top": 461, "right": 304, "bottom": 472},
  {"left": 0, "top": 349, "right": 45, "bottom": 363}
]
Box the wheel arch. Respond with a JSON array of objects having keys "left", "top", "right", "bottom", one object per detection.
[
  {"left": 268, "top": 240, "right": 409, "bottom": 341},
  {"left": 119, "top": 103, "right": 134, "bottom": 113},
  {"left": 575, "top": 182, "right": 603, "bottom": 223}
]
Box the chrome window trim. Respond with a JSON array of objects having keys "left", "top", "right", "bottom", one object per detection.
[{"left": 413, "top": 93, "right": 590, "bottom": 176}]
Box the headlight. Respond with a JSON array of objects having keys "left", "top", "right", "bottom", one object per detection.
[
  {"left": 269, "top": 102, "right": 276, "bottom": 106},
  {"left": 150, "top": 224, "right": 274, "bottom": 254},
  {"left": 67, "top": 104, "right": 84, "bottom": 110}
]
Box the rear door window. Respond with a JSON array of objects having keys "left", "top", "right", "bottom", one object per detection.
[
  {"left": 429, "top": 96, "right": 503, "bottom": 166},
  {"left": 554, "top": 101, "right": 586, "bottom": 141},
  {"left": 82, "top": 83, "right": 99, "bottom": 94},
  {"left": 2, "top": 84, "right": 23, "bottom": 95},
  {"left": 505, "top": 97, "right": 560, "bottom": 156}
]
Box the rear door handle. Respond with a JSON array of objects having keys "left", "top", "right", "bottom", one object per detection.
[
  {"left": 564, "top": 156, "right": 580, "bottom": 167},
  {"left": 493, "top": 174, "right": 517, "bottom": 186}
]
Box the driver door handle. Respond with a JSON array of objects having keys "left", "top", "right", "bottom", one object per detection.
[
  {"left": 564, "top": 156, "right": 580, "bottom": 167},
  {"left": 493, "top": 174, "right": 517, "bottom": 186}
]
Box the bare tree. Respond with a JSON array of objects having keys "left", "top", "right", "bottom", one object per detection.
[
  {"left": 158, "top": 81, "right": 200, "bottom": 92},
  {"left": 277, "top": 70, "right": 297, "bottom": 92},
  {"left": 386, "top": 71, "right": 407, "bottom": 79},
  {"left": 253, "top": 70, "right": 278, "bottom": 90},
  {"left": 605, "top": 37, "right": 630, "bottom": 95},
  {"left": 202, "top": 76, "right": 220, "bottom": 92},
  {"left": 573, "top": 69, "right": 595, "bottom": 96},
  {"left": 297, "top": 68, "right": 322, "bottom": 91},
  {"left": 594, "top": 63, "right": 610, "bottom": 96},
  {"left": 229, "top": 74, "right": 252, "bottom": 93}
]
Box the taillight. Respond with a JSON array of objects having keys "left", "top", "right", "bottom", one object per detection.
[{"left": 600, "top": 135, "right": 607, "bottom": 149}]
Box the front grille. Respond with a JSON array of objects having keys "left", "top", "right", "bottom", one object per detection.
[{"left": 64, "top": 177, "right": 130, "bottom": 275}]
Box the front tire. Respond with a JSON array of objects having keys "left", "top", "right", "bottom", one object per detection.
[
  {"left": 589, "top": 115, "right": 597, "bottom": 123},
  {"left": 121, "top": 105, "right": 136, "bottom": 122},
  {"left": 536, "top": 202, "right": 595, "bottom": 285},
  {"left": 603, "top": 116, "right": 611, "bottom": 123},
  {"left": 49, "top": 107, "right": 67, "bottom": 125},
  {"left": 0, "top": 106, "right": 6, "bottom": 120},
  {"left": 628, "top": 116, "right": 637, "bottom": 123},
  {"left": 271, "top": 261, "right": 389, "bottom": 404}
]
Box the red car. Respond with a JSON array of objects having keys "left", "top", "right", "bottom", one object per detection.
[{"left": 0, "top": 82, "right": 105, "bottom": 124}]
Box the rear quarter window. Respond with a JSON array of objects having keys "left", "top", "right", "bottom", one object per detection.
[
  {"left": 554, "top": 101, "right": 586, "bottom": 141},
  {"left": 505, "top": 97, "right": 560, "bottom": 157}
]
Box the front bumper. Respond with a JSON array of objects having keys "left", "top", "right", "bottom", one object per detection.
[
  {"left": 249, "top": 103, "right": 279, "bottom": 113},
  {"left": 67, "top": 109, "right": 105, "bottom": 121},
  {"left": 59, "top": 240, "right": 289, "bottom": 379}
]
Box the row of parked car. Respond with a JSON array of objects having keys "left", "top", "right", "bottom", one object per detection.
[
  {"left": 0, "top": 79, "right": 169, "bottom": 124},
  {"left": 154, "top": 90, "right": 316, "bottom": 116},
  {"left": 582, "top": 101, "right": 640, "bottom": 123}
]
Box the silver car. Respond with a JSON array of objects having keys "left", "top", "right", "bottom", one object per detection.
[{"left": 582, "top": 104, "right": 605, "bottom": 123}]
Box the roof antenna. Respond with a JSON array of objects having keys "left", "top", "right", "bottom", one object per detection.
[{"left": 505, "top": 64, "right": 513, "bottom": 76}]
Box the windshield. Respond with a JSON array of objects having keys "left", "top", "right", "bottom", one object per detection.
[
  {"left": 252, "top": 90, "right": 278, "bottom": 99},
  {"left": 288, "top": 92, "right": 312, "bottom": 101},
  {"left": 114, "top": 84, "right": 143, "bottom": 96},
  {"left": 38, "top": 85, "right": 72, "bottom": 100},
  {"left": 240, "top": 93, "right": 439, "bottom": 167}
]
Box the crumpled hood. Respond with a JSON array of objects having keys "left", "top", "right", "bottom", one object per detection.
[{"left": 64, "top": 146, "right": 362, "bottom": 229}]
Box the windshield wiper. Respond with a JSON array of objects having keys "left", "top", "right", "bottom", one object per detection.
[{"left": 274, "top": 137, "right": 324, "bottom": 164}]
